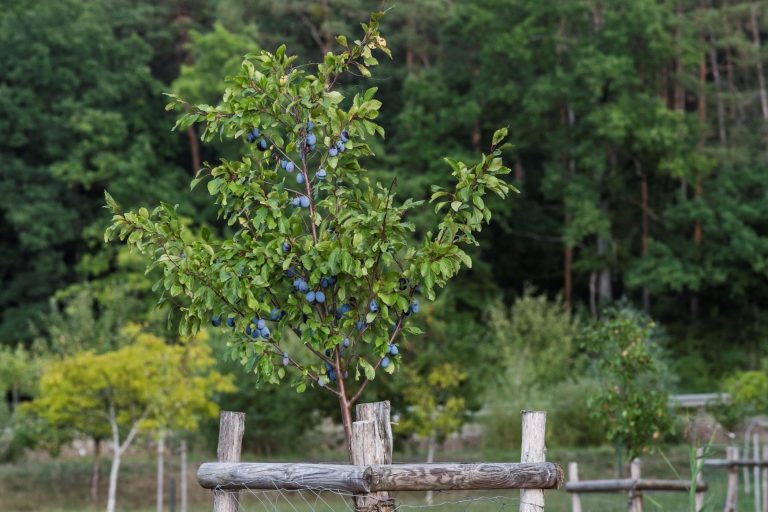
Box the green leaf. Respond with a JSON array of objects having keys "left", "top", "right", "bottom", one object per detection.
[
  {"left": 325, "top": 91, "right": 344, "bottom": 104},
  {"left": 359, "top": 359, "right": 376, "bottom": 380},
  {"left": 492, "top": 127, "right": 508, "bottom": 146}
]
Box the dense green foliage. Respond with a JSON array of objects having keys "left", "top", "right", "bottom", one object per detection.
[
  {"left": 105, "top": 11, "right": 512, "bottom": 456},
  {"left": 584, "top": 307, "right": 672, "bottom": 460},
  {"left": 2, "top": 0, "right": 768, "bottom": 456}
]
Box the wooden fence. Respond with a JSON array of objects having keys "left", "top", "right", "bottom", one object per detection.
[
  {"left": 705, "top": 444, "right": 768, "bottom": 512},
  {"left": 566, "top": 457, "right": 708, "bottom": 512},
  {"left": 198, "top": 402, "right": 563, "bottom": 512}
]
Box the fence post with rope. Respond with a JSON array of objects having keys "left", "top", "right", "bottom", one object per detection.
[{"left": 200, "top": 404, "right": 562, "bottom": 512}]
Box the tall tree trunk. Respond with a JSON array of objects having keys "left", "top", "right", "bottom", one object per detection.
[
  {"left": 186, "top": 126, "right": 201, "bottom": 176},
  {"left": 156, "top": 431, "right": 166, "bottom": 512},
  {"left": 691, "top": 55, "right": 707, "bottom": 319},
  {"left": 638, "top": 162, "right": 650, "bottom": 312},
  {"left": 749, "top": 4, "right": 768, "bottom": 157},
  {"left": 91, "top": 437, "right": 102, "bottom": 506},
  {"left": 750, "top": 4, "right": 768, "bottom": 122},
  {"left": 180, "top": 439, "right": 188, "bottom": 512},
  {"left": 597, "top": 234, "right": 612, "bottom": 305},
  {"left": 562, "top": 104, "right": 576, "bottom": 312},
  {"left": 596, "top": 150, "right": 615, "bottom": 307},
  {"left": 564, "top": 219, "right": 573, "bottom": 312},
  {"left": 514, "top": 159, "right": 525, "bottom": 184},
  {"left": 708, "top": 35, "right": 727, "bottom": 145},
  {"left": 405, "top": 15, "right": 415, "bottom": 71}
]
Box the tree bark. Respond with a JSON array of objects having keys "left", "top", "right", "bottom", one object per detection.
[
  {"left": 186, "top": 126, "right": 201, "bottom": 176},
  {"left": 639, "top": 166, "right": 650, "bottom": 312},
  {"left": 597, "top": 195, "right": 612, "bottom": 307},
  {"left": 691, "top": 55, "right": 707, "bottom": 318},
  {"left": 106, "top": 448, "right": 121, "bottom": 512},
  {"left": 157, "top": 430, "right": 166, "bottom": 512},
  {"left": 106, "top": 402, "right": 147, "bottom": 512},
  {"left": 708, "top": 34, "right": 727, "bottom": 145},
  {"left": 750, "top": 4, "right": 768, "bottom": 122},
  {"left": 749, "top": 4, "right": 768, "bottom": 157},
  {"left": 91, "top": 437, "right": 101, "bottom": 506}
]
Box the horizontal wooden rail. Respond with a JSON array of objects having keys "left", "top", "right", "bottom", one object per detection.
[
  {"left": 198, "top": 462, "right": 564, "bottom": 493},
  {"left": 565, "top": 478, "right": 708, "bottom": 493},
  {"left": 704, "top": 458, "right": 768, "bottom": 468}
]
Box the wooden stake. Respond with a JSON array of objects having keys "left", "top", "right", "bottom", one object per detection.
[
  {"left": 351, "top": 402, "right": 394, "bottom": 512},
  {"left": 568, "top": 462, "right": 582, "bottom": 512},
  {"left": 520, "top": 411, "right": 547, "bottom": 512},
  {"left": 695, "top": 447, "right": 705, "bottom": 512},
  {"left": 180, "top": 440, "right": 188, "bottom": 512},
  {"left": 762, "top": 445, "right": 768, "bottom": 512},
  {"left": 754, "top": 434, "right": 761, "bottom": 512},
  {"left": 213, "top": 412, "right": 245, "bottom": 512},
  {"left": 629, "top": 458, "right": 643, "bottom": 512},
  {"left": 725, "top": 446, "right": 738, "bottom": 512}
]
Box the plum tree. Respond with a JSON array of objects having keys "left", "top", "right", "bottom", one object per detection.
[{"left": 104, "top": 11, "right": 513, "bottom": 459}]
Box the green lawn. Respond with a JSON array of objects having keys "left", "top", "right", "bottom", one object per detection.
[{"left": 0, "top": 444, "right": 756, "bottom": 511}]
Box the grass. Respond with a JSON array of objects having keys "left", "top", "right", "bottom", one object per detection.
[{"left": 0, "top": 443, "right": 756, "bottom": 511}]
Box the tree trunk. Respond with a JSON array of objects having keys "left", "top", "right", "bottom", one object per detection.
[
  {"left": 562, "top": 103, "right": 575, "bottom": 312},
  {"left": 689, "top": 55, "right": 707, "bottom": 319},
  {"left": 564, "top": 233, "right": 573, "bottom": 312},
  {"left": 597, "top": 195, "right": 612, "bottom": 306},
  {"left": 640, "top": 167, "right": 650, "bottom": 312},
  {"left": 749, "top": 4, "right": 768, "bottom": 157},
  {"left": 589, "top": 272, "right": 598, "bottom": 318},
  {"left": 708, "top": 34, "right": 727, "bottom": 145},
  {"left": 425, "top": 434, "right": 437, "bottom": 506},
  {"left": 157, "top": 430, "right": 166, "bottom": 512},
  {"left": 106, "top": 447, "right": 121, "bottom": 512},
  {"left": 91, "top": 437, "right": 102, "bottom": 506},
  {"left": 106, "top": 402, "right": 146, "bottom": 512},
  {"left": 186, "top": 126, "right": 201, "bottom": 176},
  {"left": 750, "top": 4, "right": 768, "bottom": 122}
]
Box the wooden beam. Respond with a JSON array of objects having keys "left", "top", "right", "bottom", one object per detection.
[
  {"left": 705, "top": 459, "right": 768, "bottom": 468},
  {"left": 198, "top": 462, "right": 564, "bottom": 492},
  {"left": 199, "top": 463, "right": 369, "bottom": 494},
  {"left": 565, "top": 479, "right": 708, "bottom": 493},
  {"left": 371, "top": 462, "right": 562, "bottom": 491}
]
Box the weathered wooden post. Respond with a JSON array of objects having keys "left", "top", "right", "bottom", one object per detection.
[
  {"left": 568, "top": 462, "right": 582, "bottom": 512},
  {"left": 695, "top": 447, "right": 705, "bottom": 512},
  {"left": 628, "top": 458, "right": 643, "bottom": 512},
  {"left": 170, "top": 476, "right": 177, "bottom": 512},
  {"left": 520, "top": 410, "right": 546, "bottom": 512},
  {"left": 180, "top": 439, "right": 188, "bottom": 512},
  {"left": 351, "top": 401, "right": 394, "bottom": 512},
  {"left": 753, "top": 433, "right": 761, "bottom": 512},
  {"left": 724, "top": 446, "right": 739, "bottom": 512},
  {"left": 762, "top": 445, "right": 768, "bottom": 512},
  {"left": 214, "top": 411, "right": 245, "bottom": 512}
]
